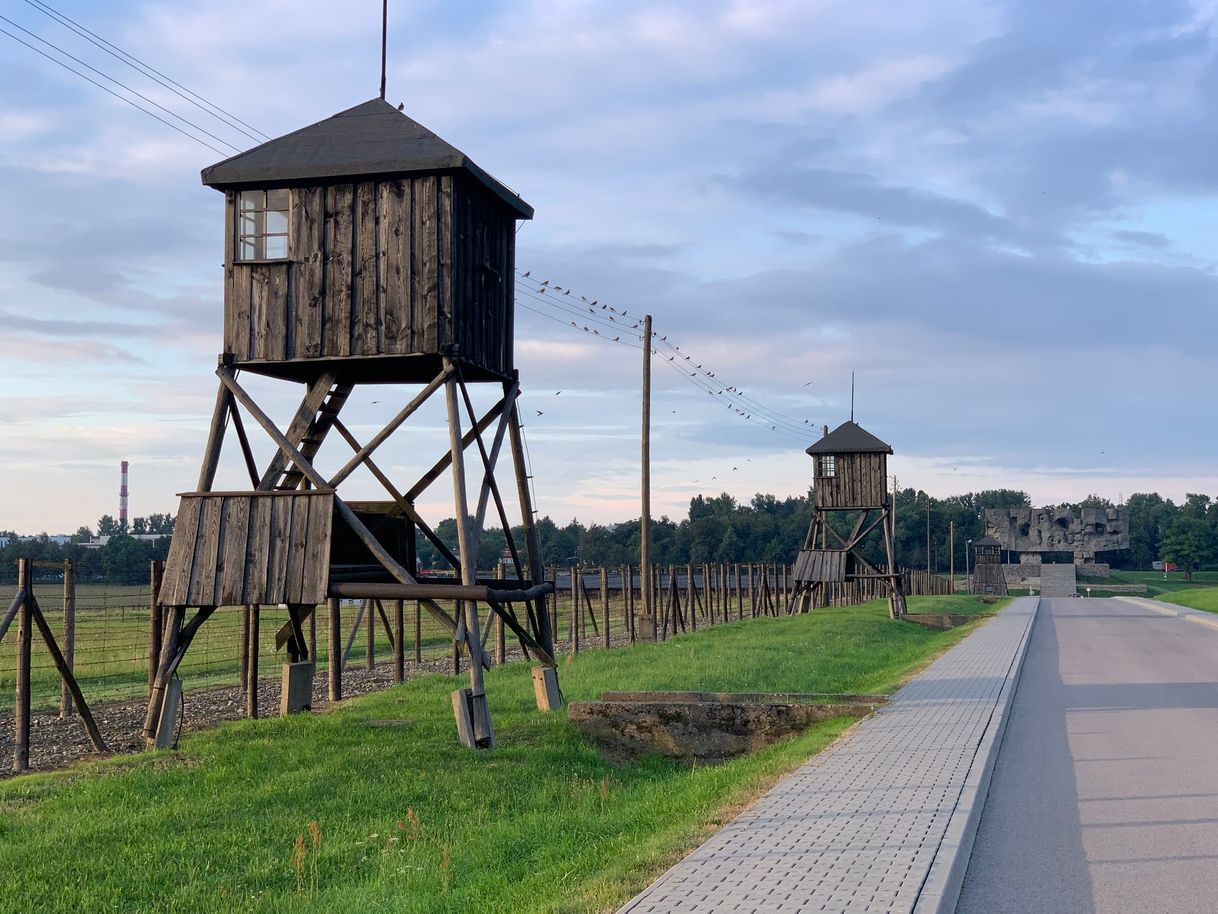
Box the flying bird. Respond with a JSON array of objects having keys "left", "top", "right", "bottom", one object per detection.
[
  {"left": 536, "top": 411, "right": 544, "bottom": 416},
  {"left": 803, "top": 381, "right": 814, "bottom": 387},
  {"left": 555, "top": 391, "right": 562, "bottom": 396}
]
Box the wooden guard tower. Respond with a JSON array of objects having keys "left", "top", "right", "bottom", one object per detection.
[
  {"left": 969, "top": 536, "right": 1007, "bottom": 596},
  {"left": 142, "top": 99, "right": 558, "bottom": 750},
  {"left": 790, "top": 421, "right": 906, "bottom": 618}
]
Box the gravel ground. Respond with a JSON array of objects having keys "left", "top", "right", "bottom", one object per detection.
[{"left": 0, "top": 631, "right": 642, "bottom": 779}]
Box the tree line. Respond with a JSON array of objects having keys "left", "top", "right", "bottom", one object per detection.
[{"left": 2, "top": 490, "right": 1214, "bottom": 585}]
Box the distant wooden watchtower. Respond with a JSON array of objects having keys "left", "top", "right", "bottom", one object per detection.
[
  {"left": 143, "top": 99, "right": 558, "bottom": 750},
  {"left": 790, "top": 421, "right": 906, "bottom": 618},
  {"left": 969, "top": 536, "right": 1007, "bottom": 596}
]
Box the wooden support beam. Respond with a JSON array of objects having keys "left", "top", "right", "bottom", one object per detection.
[
  {"left": 29, "top": 596, "right": 106, "bottom": 753},
  {"left": 227, "top": 396, "right": 261, "bottom": 488},
  {"left": 197, "top": 382, "right": 231, "bottom": 491},
  {"left": 331, "top": 417, "right": 461, "bottom": 571},
  {"left": 404, "top": 394, "right": 507, "bottom": 502},
  {"left": 256, "top": 371, "right": 339, "bottom": 489},
  {"left": 327, "top": 366, "right": 452, "bottom": 488},
  {"left": 445, "top": 362, "right": 494, "bottom": 748},
  {"left": 216, "top": 366, "right": 468, "bottom": 650},
  {"left": 506, "top": 385, "right": 554, "bottom": 657}
]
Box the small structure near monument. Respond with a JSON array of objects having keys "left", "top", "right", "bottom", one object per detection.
[
  {"left": 969, "top": 535, "right": 1008, "bottom": 596},
  {"left": 790, "top": 421, "right": 906, "bottom": 618}
]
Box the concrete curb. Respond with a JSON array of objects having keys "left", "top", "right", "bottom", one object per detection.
[{"left": 911, "top": 597, "right": 1041, "bottom": 914}]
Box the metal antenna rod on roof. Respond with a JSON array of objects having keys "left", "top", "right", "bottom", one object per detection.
[
  {"left": 379, "top": 0, "right": 388, "bottom": 100},
  {"left": 850, "top": 371, "right": 855, "bottom": 422}
]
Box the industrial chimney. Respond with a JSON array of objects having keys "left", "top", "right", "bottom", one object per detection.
[{"left": 120, "top": 460, "right": 129, "bottom": 531}]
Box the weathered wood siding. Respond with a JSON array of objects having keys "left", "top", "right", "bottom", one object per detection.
[
  {"left": 793, "top": 549, "right": 847, "bottom": 584},
  {"left": 813, "top": 453, "right": 888, "bottom": 510},
  {"left": 223, "top": 173, "right": 515, "bottom": 376},
  {"left": 160, "top": 492, "right": 333, "bottom": 607}
]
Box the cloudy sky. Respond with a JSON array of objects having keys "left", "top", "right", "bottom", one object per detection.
[{"left": 3, "top": 0, "right": 1218, "bottom": 535}]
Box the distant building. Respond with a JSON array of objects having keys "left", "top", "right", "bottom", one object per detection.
[
  {"left": 79, "top": 534, "right": 170, "bottom": 550},
  {"left": 0, "top": 535, "right": 10, "bottom": 548}
]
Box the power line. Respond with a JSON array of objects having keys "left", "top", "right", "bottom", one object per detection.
[
  {"left": 0, "top": 14, "right": 243, "bottom": 154},
  {"left": 8, "top": 6, "right": 815, "bottom": 448},
  {"left": 21, "top": 0, "right": 270, "bottom": 144},
  {"left": 513, "top": 270, "right": 820, "bottom": 441},
  {"left": 0, "top": 23, "right": 232, "bottom": 157}
]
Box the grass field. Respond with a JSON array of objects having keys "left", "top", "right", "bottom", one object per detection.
[
  {"left": 1155, "top": 587, "right": 1218, "bottom": 613},
  {"left": 1101, "top": 570, "right": 1218, "bottom": 597},
  {"left": 0, "top": 595, "right": 1004, "bottom": 914}
]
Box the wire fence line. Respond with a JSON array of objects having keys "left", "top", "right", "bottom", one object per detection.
[{"left": 1, "top": 560, "right": 952, "bottom": 719}]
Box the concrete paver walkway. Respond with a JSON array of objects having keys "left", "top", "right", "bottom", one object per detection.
[
  {"left": 958, "top": 597, "right": 1218, "bottom": 914},
  {"left": 619, "top": 598, "right": 1038, "bottom": 914}
]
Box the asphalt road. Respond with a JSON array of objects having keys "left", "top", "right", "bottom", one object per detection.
[{"left": 957, "top": 597, "right": 1218, "bottom": 914}]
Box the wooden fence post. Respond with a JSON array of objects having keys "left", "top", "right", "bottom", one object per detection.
[
  {"left": 493, "top": 565, "right": 506, "bottom": 666},
  {"left": 14, "top": 558, "right": 31, "bottom": 772},
  {"left": 238, "top": 605, "right": 250, "bottom": 696},
  {"left": 246, "top": 603, "right": 260, "bottom": 718},
  {"left": 394, "top": 599, "right": 405, "bottom": 683},
  {"left": 148, "top": 560, "right": 163, "bottom": 694},
  {"left": 414, "top": 601, "right": 422, "bottom": 662},
  {"left": 570, "top": 566, "right": 579, "bottom": 655},
  {"left": 327, "top": 599, "right": 341, "bottom": 703},
  {"left": 366, "top": 599, "right": 376, "bottom": 671},
  {"left": 59, "top": 559, "right": 75, "bottom": 718},
  {"left": 601, "top": 567, "right": 610, "bottom": 649}
]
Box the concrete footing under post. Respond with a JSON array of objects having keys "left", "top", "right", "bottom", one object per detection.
[
  {"left": 451, "top": 687, "right": 496, "bottom": 749},
  {"left": 280, "top": 661, "right": 314, "bottom": 715},
  {"left": 154, "top": 676, "right": 183, "bottom": 749},
  {"left": 532, "top": 666, "right": 562, "bottom": 711}
]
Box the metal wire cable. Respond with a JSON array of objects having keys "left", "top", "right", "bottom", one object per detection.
[{"left": 20, "top": 0, "right": 271, "bottom": 143}]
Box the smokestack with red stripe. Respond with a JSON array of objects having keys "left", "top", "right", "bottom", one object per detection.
[{"left": 120, "top": 460, "right": 129, "bottom": 531}]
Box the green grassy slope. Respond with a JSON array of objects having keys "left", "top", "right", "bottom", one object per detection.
[{"left": 0, "top": 596, "right": 1000, "bottom": 914}]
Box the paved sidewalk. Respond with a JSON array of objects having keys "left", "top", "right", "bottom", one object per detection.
[{"left": 619, "top": 598, "right": 1039, "bottom": 914}]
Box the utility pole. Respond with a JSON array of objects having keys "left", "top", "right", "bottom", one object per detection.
[
  {"left": 891, "top": 475, "right": 898, "bottom": 565},
  {"left": 926, "top": 495, "right": 931, "bottom": 574},
  {"left": 638, "top": 314, "right": 655, "bottom": 640},
  {"left": 949, "top": 520, "right": 955, "bottom": 587}
]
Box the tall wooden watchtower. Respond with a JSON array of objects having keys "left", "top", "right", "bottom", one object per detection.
[
  {"left": 790, "top": 421, "right": 906, "bottom": 618},
  {"left": 143, "top": 99, "right": 558, "bottom": 750},
  {"left": 969, "top": 536, "right": 1007, "bottom": 596}
]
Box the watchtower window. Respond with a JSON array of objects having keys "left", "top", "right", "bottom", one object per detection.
[
  {"left": 817, "top": 455, "right": 837, "bottom": 478},
  {"left": 237, "top": 189, "right": 289, "bottom": 260}
]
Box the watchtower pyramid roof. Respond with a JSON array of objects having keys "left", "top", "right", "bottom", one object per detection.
[
  {"left": 201, "top": 98, "right": 533, "bottom": 219},
  {"left": 805, "top": 420, "right": 892, "bottom": 456}
]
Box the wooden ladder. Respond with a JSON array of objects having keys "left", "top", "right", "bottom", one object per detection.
[{"left": 275, "top": 381, "right": 354, "bottom": 490}]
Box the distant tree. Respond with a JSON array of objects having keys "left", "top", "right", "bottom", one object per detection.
[
  {"left": 69, "top": 526, "right": 93, "bottom": 544},
  {"left": 97, "top": 514, "right": 121, "bottom": 536},
  {"left": 131, "top": 516, "right": 148, "bottom": 535},
  {"left": 145, "top": 513, "right": 175, "bottom": 535},
  {"left": 1162, "top": 516, "right": 1216, "bottom": 581}
]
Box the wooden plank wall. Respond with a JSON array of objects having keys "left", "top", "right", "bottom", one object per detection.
[
  {"left": 160, "top": 492, "right": 333, "bottom": 607},
  {"left": 793, "top": 549, "right": 847, "bottom": 584},
  {"left": 813, "top": 453, "right": 888, "bottom": 509},
  {"left": 223, "top": 173, "right": 514, "bottom": 375}
]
